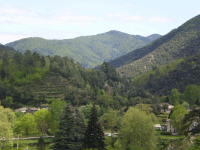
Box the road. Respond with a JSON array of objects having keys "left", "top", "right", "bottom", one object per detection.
[{"left": 0, "top": 133, "right": 118, "bottom": 141}]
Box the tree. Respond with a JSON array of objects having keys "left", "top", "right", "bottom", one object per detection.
[
  {"left": 135, "top": 103, "right": 153, "bottom": 115},
  {"left": 34, "top": 109, "right": 51, "bottom": 135},
  {"left": 83, "top": 104, "right": 106, "bottom": 150},
  {"left": 184, "top": 84, "right": 200, "bottom": 106},
  {"left": 0, "top": 106, "right": 16, "bottom": 149},
  {"left": 80, "top": 103, "right": 101, "bottom": 120},
  {"left": 2, "top": 96, "right": 13, "bottom": 108},
  {"left": 170, "top": 88, "right": 180, "bottom": 105},
  {"left": 37, "top": 137, "right": 46, "bottom": 150},
  {"left": 52, "top": 103, "right": 85, "bottom": 150},
  {"left": 162, "top": 103, "right": 169, "bottom": 112},
  {"left": 182, "top": 109, "right": 200, "bottom": 136},
  {"left": 100, "top": 108, "right": 117, "bottom": 133},
  {"left": 117, "top": 107, "right": 158, "bottom": 150},
  {"left": 19, "top": 113, "right": 36, "bottom": 136},
  {"left": 48, "top": 99, "right": 66, "bottom": 133},
  {"left": 115, "top": 107, "right": 158, "bottom": 150},
  {"left": 170, "top": 105, "right": 188, "bottom": 135},
  {"left": 182, "top": 101, "right": 190, "bottom": 109},
  {"left": 188, "top": 136, "right": 200, "bottom": 150},
  {"left": 74, "top": 108, "right": 86, "bottom": 149}
]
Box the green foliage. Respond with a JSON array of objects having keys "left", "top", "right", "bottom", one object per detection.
[
  {"left": 33, "top": 109, "right": 51, "bottom": 134},
  {"left": 80, "top": 103, "right": 101, "bottom": 120},
  {"left": 118, "top": 107, "right": 158, "bottom": 150},
  {"left": 6, "top": 31, "right": 160, "bottom": 69},
  {"left": 170, "top": 88, "right": 181, "bottom": 105},
  {"left": 18, "top": 113, "right": 37, "bottom": 136},
  {"left": 170, "top": 105, "right": 188, "bottom": 135},
  {"left": 159, "top": 131, "right": 172, "bottom": 135},
  {"left": 48, "top": 99, "right": 66, "bottom": 133},
  {"left": 184, "top": 84, "right": 200, "bottom": 106},
  {"left": 182, "top": 101, "right": 190, "bottom": 109},
  {"left": 52, "top": 103, "right": 86, "bottom": 150},
  {"left": 15, "top": 111, "right": 25, "bottom": 121},
  {"left": 99, "top": 108, "right": 118, "bottom": 133},
  {"left": 37, "top": 137, "right": 46, "bottom": 150},
  {"left": 111, "top": 15, "right": 200, "bottom": 79},
  {"left": 2, "top": 96, "right": 13, "bottom": 108},
  {"left": 189, "top": 136, "right": 200, "bottom": 150},
  {"left": 0, "top": 106, "right": 16, "bottom": 149},
  {"left": 83, "top": 104, "right": 106, "bottom": 150}
]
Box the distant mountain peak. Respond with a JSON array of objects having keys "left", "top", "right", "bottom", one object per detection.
[{"left": 106, "top": 30, "right": 129, "bottom": 35}]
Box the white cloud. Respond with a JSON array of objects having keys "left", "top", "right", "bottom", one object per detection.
[
  {"left": 115, "top": 13, "right": 122, "bottom": 17},
  {"left": 0, "top": 3, "right": 25, "bottom": 15},
  {"left": 149, "top": 17, "right": 172, "bottom": 22},
  {"left": 123, "top": 16, "right": 142, "bottom": 20},
  {"left": 108, "top": 14, "right": 113, "bottom": 17},
  {"left": 53, "top": 14, "right": 103, "bottom": 22},
  {"left": 124, "top": 3, "right": 132, "bottom": 6}
]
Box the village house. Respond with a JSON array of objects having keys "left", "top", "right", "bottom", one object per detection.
[
  {"left": 40, "top": 104, "right": 48, "bottom": 110},
  {"left": 154, "top": 124, "right": 162, "bottom": 130},
  {"left": 14, "top": 107, "right": 28, "bottom": 113},
  {"left": 160, "top": 102, "right": 174, "bottom": 113},
  {"left": 14, "top": 107, "right": 40, "bottom": 114},
  {"left": 26, "top": 107, "right": 40, "bottom": 115}
]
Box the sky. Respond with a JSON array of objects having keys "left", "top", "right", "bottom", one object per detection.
[{"left": 0, "top": 0, "right": 200, "bottom": 44}]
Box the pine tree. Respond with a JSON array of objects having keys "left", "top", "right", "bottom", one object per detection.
[
  {"left": 83, "top": 104, "right": 106, "bottom": 150},
  {"left": 52, "top": 103, "right": 85, "bottom": 150},
  {"left": 74, "top": 108, "right": 86, "bottom": 150}
]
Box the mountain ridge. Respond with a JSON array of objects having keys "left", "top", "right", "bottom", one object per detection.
[
  {"left": 108, "top": 14, "right": 200, "bottom": 78},
  {"left": 5, "top": 30, "right": 161, "bottom": 69}
]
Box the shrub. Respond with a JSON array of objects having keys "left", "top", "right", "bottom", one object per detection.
[{"left": 159, "top": 131, "right": 172, "bottom": 135}]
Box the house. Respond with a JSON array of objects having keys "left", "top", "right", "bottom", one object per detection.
[
  {"left": 26, "top": 107, "right": 40, "bottom": 115},
  {"left": 160, "top": 102, "right": 174, "bottom": 113},
  {"left": 14, "top": 107, "right": 40, "bottom": 114},
  {"left": 40, "top": 104, "right": 48, "bottom": 110},
  {"left": 14, "top": 107, "right": 28, "bottom": 113},
  {"left": 154, "top": 124, "right": 162, "bottom": 130}
]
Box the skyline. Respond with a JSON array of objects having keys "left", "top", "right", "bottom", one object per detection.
[{"left": 1, "top": 0, "right": 200, "bottom": 44}]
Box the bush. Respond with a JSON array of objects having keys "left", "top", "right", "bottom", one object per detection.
[{"left": 159, "top": 131, "right": 172, "bottom": 135}]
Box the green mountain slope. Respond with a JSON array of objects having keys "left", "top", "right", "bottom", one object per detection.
[
  {"left": 0, "top": 43, "right": 16, "bottom": 59},
  {"left": 132, "top": 52, "right": 200, "bottom": 96},
  {"left": 109, "top": 14, "right": 200, "bottom": 78},
  {"left": 5, "top": 30, "right": 161, "bottom": 68}
]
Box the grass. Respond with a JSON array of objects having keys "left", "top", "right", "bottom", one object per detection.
[
  {"left": 160, "top": 135, "right": 185, "bottom": 139},
  {"left": 11, "top": 138, "right": 53, "bottom": 150}
]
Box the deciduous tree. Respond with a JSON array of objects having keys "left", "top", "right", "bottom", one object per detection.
[
  {"left": 34, "top": 109, "right": 51, "bottom": 135},
  {"left": 117, "top": 107, "right": 158, "bottom": 150},
  {"left": 170, "top": 105, "right": 188, "bottom": 134},
  {"left": 0, "top": 106, "right": 16, "bottom": 148}
]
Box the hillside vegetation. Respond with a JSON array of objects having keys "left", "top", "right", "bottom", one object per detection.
[
  {"left": 5, "top": 30, "right": 161, "bottom": 69},
  {"left": 132, "top": 52, "right": 200, "bottom": 97},
  {"left": 108, "top": 14, "right": 200, "bottom": 78},
  {"left": 0, "top": 48, "right": 163, "bottom": 111}
]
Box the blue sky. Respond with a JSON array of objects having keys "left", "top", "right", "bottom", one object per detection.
[{"left": 0, "top": 0, "right": 200, "bottom": 44}]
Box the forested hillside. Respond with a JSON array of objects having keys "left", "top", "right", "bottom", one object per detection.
[
  {"left": 109, "top": 14, "right": 200, "bottom": 78},
  {"left": 0, "top": 48, "right": 163, "bottom": 112},
  {"left": 132, "top": 52, "right": 200, "bottom": 96},
  {"left": 5, "top": 30, "right": 161, "bottom": 69}
]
